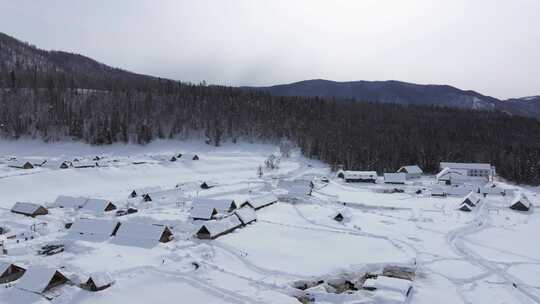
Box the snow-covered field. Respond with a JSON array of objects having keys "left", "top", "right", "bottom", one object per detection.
[{"left": 0, "top": 140, "right": 539, "bottom": 304}]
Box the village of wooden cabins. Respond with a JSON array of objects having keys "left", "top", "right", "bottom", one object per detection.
[{"left": 0, "top": 155, "right": 532, "bottom": 301}]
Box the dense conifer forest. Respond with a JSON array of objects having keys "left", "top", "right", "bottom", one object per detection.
[{"left": 1, "top": 32, "right": 539, "bottom": 184}]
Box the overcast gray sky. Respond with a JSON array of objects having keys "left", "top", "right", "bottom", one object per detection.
[{"left": 1, "top": 0, "right": 539, "bottom": 99}]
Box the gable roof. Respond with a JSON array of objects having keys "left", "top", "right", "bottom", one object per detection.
[
  {"left": 234, "top": 207, "right": 257, "bottom": 225},
  {"left": 112, "top": 222, "right": 172, "bottom": 248},
  {"left": 511, "top": 193, "right": 531, "bottom": 209},
  {"left": 11, "top": 202, "right": 47, "bottom": 216},
  {"left": 54, "top": 195, "right": 88, "bottom": 209},
  {"left": 462, "top": 192, "right": 480, "bottom": 206},
  {"left": 398, "top": 165, "right": 423, "bottom": 174},
  {"left": 16, "top": 266, "right": 65, "bottom": 294},
  {"left": 67, "top": 219, "right": 120, "bottom": 242},
  {"left": 0, "top": 262, "right": 17, "bottom": 276},
  {"left": 243, "top": 193, "right": 278, "bottom": 209},
  {"left": 192, "top": 197, "right": 237, "bottom": 213},
  {"left": 278, "top": 179, "right": 313, "bottom": 196},
  {"left": 197, "top": 215, "right": 242, "bottom": 239},
  {"left": 440, "top": 162, "right": 492, "bottom": 171},
  {"left": 191, "top": 205, "right": 218, "bottom": 220},
  {"left": 81, "top": 198, "right": 116, "bottom": 212}
]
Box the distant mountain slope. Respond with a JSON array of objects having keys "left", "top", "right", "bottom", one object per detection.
[
  {"left": 0, "top": 32, "right": 155, "bottom": 88},
  {"left": 246, "top": 79, "right": 540, "bottom": 119}
]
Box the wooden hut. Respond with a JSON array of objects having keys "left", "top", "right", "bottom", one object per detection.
[
  {"left": 195, "top": 215, "right": 243, "bottom": 240},
  {"left": 11, "top": 202, "right": 48, "bottom": 217},
  {"left": 16, "top": 267, "right": 68, "bottom": 295},
  {"left": 81, "top": 198, "right": 117, "bottom": 212},
  {"left": 510, "top": 194, "right": 531, "bottom": 212},
  {"left": 113, "top": 223, "right": 173, "bottom": 248},
  {"left": 78, "top": 272, "right": 113, "bottom": 292},
  {"left": 192, "top": 197, "right": 238, "bottom": 213},
  {"left": 8, "top": 161, "right": 34, "bottom": 170},
  {"left": 461, "top": 192, "right": 480, "bottom": 207},
  {"left": 241, "top": 193, "right": 278, "bottom": 210},
  {"left": 191, "top": 205, "right": 219, "bottom": 220},
  {"left": 397, "top": 165, "right": 423, "bottom": 179},
  {"left": 334, "top": 213, "right": 344, "bottom": 222},
  {"left": 0, "top": 263, "right": 26, "bottom": 283}
]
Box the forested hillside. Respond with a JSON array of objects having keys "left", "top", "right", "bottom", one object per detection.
[{"left": 1, "top": 32, "right": 540, "bottom": 184}]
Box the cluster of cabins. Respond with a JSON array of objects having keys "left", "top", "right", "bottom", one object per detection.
[
  {"left": 0, "top": 263, "right": 113, "bottom": 299},
  {"left": 5, "top": 152, "right": 202, "bottom": 171},
  {"left": 193, "top": 194, "right": 278, "bottom": 239},
  {"left": 338, "top": 165, "right": 423, "bottom": 185}
]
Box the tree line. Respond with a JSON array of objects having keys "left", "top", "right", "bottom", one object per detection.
[{"left": 1, "top": 68, "right": 540, "bottom": 185}]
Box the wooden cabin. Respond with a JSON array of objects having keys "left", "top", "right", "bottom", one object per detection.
[
  {"left": 397, "top": 165, "right": 423, "bottom": 179},
  {"left": 0, "top": 263, "right": 26, "bottom": 283},
  {"left": 16, "top": 267, "right": 69, "bottom": 295},
  {"left": 241, "top": 193, "right": 278, "bottom": 210},
  {"left": 510, "top": 194, "right": 531, "bottom": 212},
  {"left": 11, "top": 202, "right": 48, "bottom": 217}
]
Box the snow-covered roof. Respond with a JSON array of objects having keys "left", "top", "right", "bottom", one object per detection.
[
  {"left": 363, "top": 275, "right": 412, "bottom": 297},
  {"left": 436, "top": 167, "right": 466, "bottom": 180},
  {"left": 459, "top": 203, "right": 474, "bottom": 212},
  {"left": 398, "top": 165, "right": 423, "bottom": 174},
  {"left": 244, "top": 193, "right": 278, "bottom": 209},
  {"left": 67, "top": 218, "right": 119, "bottom": 242},
  {"left": 462, "top": 192, "right": 480, "bottom": 206},
  {"left": 113, "top": 222, "right": 171, "bottom": 248},
  {"left": 191, "top": 205, "right": 218, "bottom": 220},
  {"left": 11, "top": 202, "right": 46, "bottom": 215},
  {"left": 192, "top": 197, "right": 237, "bottom": 212},
  {"left": 16, "top": 266, "right": 63, "bottom": 294},
  {"left": 199, "top": 215, "right": 242, "bottom": 238},
  {"left": 234, "top": 207, "right": 257, "bottom": 225},
  {"left": 53, "top": 195, "right": 88, "bottom": 209},
  {"left": 81, "top": 198, "right": 115, "bottom": 212},
  {"left": 8, "top": 160, "right": 34, "bottom": 168},
  {"left": 511, "top": 193, "right": 531, "bottom": 209},
  {"left": 341, "top": 171, "right": 378, "bottom": 179},
  {"left": 440, "top": 162, "right": 491, "bottom": 171},
  {"left": 384, "top": 173, "right": 406, "bottom": 183},
  {"left": 278, "top": 179, "right": 313, "bottom": 196}
]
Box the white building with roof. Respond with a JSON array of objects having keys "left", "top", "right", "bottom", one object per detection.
[
  {"left": 337, "top": 171, "right": 378, "bottom": 183},
  {"left": 397, "top": 165, "right": 423, "bottom": 179},
  {"left": 440, "top": 162, "right": 494, "bottom": 178}
]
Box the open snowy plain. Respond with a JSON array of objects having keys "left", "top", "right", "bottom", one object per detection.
[{"left": 0, "top": 140, "right": 539, "bottom": 304}]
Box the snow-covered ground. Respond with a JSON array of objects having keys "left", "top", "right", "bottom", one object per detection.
[{"left": 0, "top": 139, "right": 539, "bottom": 304}]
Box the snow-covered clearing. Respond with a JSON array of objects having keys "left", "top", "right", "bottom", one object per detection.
[{"left": 0, "top": 139, "right": 539, "bottom": 303}]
